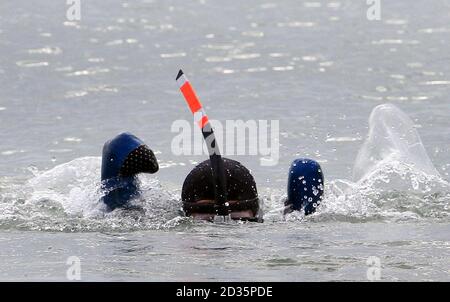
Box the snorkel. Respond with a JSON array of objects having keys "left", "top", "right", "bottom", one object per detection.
[
  {"left": 101, "top": 132, "right": 159, "bottom": 210},
  {"left": 176, "top": 70, "right": 229, "bottom": 216}
]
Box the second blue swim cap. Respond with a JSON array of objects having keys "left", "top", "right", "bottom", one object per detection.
[
  {"left": 287, "top": 158, "right": 324, "bottom": 215},
  {"left": 101, "top": 132, "right": 159, "bottom": 210}
]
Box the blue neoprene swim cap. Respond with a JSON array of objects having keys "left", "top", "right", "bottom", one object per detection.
[
  {"left": 287, "top": 158, "right": 324, "bottom": 215},
  {"left": 101, "top": 132, "right": 158, "bottom": 210}
]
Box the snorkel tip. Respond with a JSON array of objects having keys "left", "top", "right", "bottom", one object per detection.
[{"left": 176, "top": 69, "right": 184, "bottom": 81}]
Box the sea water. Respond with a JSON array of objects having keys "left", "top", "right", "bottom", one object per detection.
[{"left": 0, "top": 0, "right": 449, "bottom": 281}]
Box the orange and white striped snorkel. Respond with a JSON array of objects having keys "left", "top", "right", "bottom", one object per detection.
[{"left": 176, "top": 70, "right": 229, "bottom": 216}]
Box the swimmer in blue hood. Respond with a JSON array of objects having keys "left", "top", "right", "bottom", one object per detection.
[
  {"left": 101, "top": 132, "right": 158, "bottom": 210},
  {"left": 285, "top": 158, "right": 324, "bottom": 215}
]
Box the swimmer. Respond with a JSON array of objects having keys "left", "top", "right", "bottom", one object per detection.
[
  {"left": 284, "top": 158, "right": 324, "bottom": 215},
  {"left": 100, "top": 132, "right": 158, "bottom": 210},
  {"left": 176, "top": 70, "right": 261, "bottom": 222},
  {"left": 182, "top": 158, "right": 261, "bottom": 222}
]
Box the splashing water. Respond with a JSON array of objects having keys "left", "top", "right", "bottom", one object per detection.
[
  {"left": 354, "top": 103, "right": 442, "bottom": 185},
  {"left": 0, "top": 104, "right": 448, "bottom": 231},
  {"left": 314, "top": 104, "right": 450, "bottom": 222},
  {"left": 0, "top": 157, "right": 183, "bottom": 232}
]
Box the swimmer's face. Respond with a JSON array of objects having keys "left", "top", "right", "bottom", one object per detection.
[{"left": 190, "top": 200, "right": 255, "bottom": 221}]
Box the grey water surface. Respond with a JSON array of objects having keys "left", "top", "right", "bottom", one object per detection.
[{"left": 0, "top": 0, "right": 449, "bottom": 281}]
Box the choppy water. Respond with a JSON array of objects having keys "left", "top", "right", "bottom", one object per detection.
[{"left": 0, "top": 0, "right": 449, "bottom": 281}]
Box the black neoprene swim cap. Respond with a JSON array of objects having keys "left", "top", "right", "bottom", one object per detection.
[{"left": 181, "top": 158, "right": 260, "bottom": 219}]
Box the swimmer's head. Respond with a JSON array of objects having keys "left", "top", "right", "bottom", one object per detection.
[
  {"left": 101, "top": 132, "right": 158, "bottom": 210},
  {"left": 286, "top": 158, "right": 324, "bottom": 215},
  {"left": 101, "top": 132, "right": 158, "bottom": 181},
  {"left": 181, "top": 158, "right": 261, "bottom": 222}
]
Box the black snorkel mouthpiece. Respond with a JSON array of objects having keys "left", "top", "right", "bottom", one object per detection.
[
  {"left": 203, "top": 124, "right": 229, "bottom": 216},
  {"left": 101, "top": 132, "right": 158, "bottom": 210}
]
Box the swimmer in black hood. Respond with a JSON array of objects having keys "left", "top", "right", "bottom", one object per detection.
[
  {"left": 182, "top": 158, "right": 260, "bottom": 221},
  {"left": 176, "top": 70, "right": 261, "bottom": 222}
]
